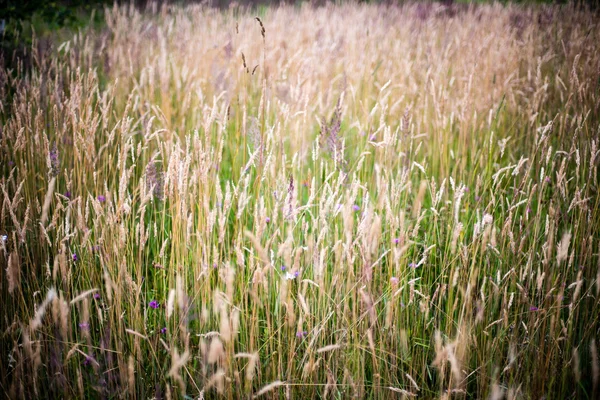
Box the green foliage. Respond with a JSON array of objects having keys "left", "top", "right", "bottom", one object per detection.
[{"left": 1, "top": 0, "right": 107, "bottom": 66}]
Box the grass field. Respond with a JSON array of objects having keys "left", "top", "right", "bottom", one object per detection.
[{"left": 1, "top": 2, "right": 599, "bottom": 398}]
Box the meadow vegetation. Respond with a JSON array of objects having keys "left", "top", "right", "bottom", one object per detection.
[{"left": 1, "top": 2, "right": 599, "bottom": 398}]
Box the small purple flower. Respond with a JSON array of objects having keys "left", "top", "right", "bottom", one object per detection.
[
  {"left": 352, "top": 204, "right": 360, "bottom": 212},
  {"left": 79, "top": 322, "right": 90, "bottom": 330},
  {"left": 8, "top": 160, "right": 14, "bottom": 166},
  {"left": 64, "top": 191, "right": 72, "bottom": 199},
  {"left": 97, "top": 195, "right": 106, "bottom": 203},
  {"left": 83, "top": 356, "right": 92, "bottom": 366},
  {"left": 149, "top": 300, "right": 159, "bottom": 309},
  {"left": 285, "top": 270, "right": 299, "bottom": 280},
  {"left": 296, "top": 330, "right": 308, "bottom": 338},
  {"left": 160, "top": 327, "right": 167, "bottom": 334},
  {"left": 213, "top": 263, "right": 218, "bottom": 268},
  {"left": 368, "top": 134, "right": 376, "bottom": 141},
  {"left": 281, "top": 265, "right": 286, "bottom": 271},
  {"left": 544, "top": 176, "right": 551, "bottom": 184},
  {"left": 408, "top": 262, "right": 417, "bottom": 269},
  {"left": 72, "top": 253, "right": 78, "bottom": 262},
  {"left": 93, "top": 293, "right": 101, "bottom": 300},
  {"left": 266, "top": 217, "right": 271, "bottom": 223},
  {"left": 526, "top": 207, "right": 531, "bottom": 214},
  {"left": 529, "top": 306, "right": 539, "bottom": 312},
  {"left": 393, "top": 238, "right": 400, "bottom": 244},
  {"left": 464, "top": 187, "right": 469, "bottom": 192}
]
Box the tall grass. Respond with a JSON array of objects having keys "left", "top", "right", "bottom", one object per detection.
[{"left": 1, "top": 2, "right": 599, "bottom": 398}]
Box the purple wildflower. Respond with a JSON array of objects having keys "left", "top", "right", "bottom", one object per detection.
[
  {"left": 8, "top": 160, "right": 14, "bottom": 166},
  {"left": 529, "top": 306, "right": 539, "bottom": 312},
  {"left": 160, "top": 327, "right": 167, "bottom": 334},
  {"left": 149, "top": 300, "right": 159, "bottom": 309},
  {"left": 408, "top": 262, "right": 417, "bottom": 269},
  {"left": 281, "top": 265, "right": 286, "bottom": 271},
  {"left": 97, "top": 195, "right": 106, "bottom": 203},
  {"left": 296, "top": 331, "right": 308, "bottom": 338},
  {"left": 526, "top": 207, "right": 531, "bottom": 214},
  {"left": 93, "top": 293, "right": 101, "bottom": 300},
  {"left": 79, "top": 322, "right": 90, "bottom": 330},
  {"left": 393, "top": 238, "right": 400, "bottom": 244},
  {"left": 285, "top": 271, "right": 298, "bottom": 280},
  {"left": 352, "top": 204, "right": 360, "bottom": 212},
  {"left": 83, "top": 356, "right": 93, "bottom": 366},
  {"left": 544, "top": 176, "right": 551, "bottom": 184},
  {"left": 72, "top": 253, "right": 78, "bottom": 262},
  {"left": 64, "top": 191, "right": 71, "bottom": 199},
  {"left": 266, "top": 217, "right": 271, "bottom": 223},
  {"left": 213, "top": 263, "right": 218, "bottom": 268}
]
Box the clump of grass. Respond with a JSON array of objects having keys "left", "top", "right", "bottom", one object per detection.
[{"left": 1, "top": 1, "right": 599, "bottom": 399}]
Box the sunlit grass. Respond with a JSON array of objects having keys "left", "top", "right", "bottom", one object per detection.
[{"left": 1, "top": 2, "right": 599, "bottom": 398}]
